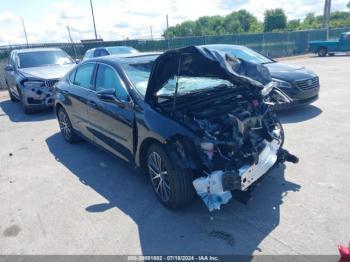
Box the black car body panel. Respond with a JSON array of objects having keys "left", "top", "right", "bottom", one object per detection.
[{"left": 54, "top": 47, "right": 298, "bottom": 210}]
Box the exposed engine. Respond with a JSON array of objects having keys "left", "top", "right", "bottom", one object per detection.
[{"left": 173, "top": 86, "right": 284, "bottom": 173}]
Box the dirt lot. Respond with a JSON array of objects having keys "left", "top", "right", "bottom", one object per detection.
[
  {"left": 0, "top": 56, "right": 349, "bottom": 256},
  {"left": 0, "top": 59, "right": 7, "bottom": 90}
]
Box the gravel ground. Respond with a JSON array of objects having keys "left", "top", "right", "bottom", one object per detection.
[
  {"left": 0, "top": 59, "right": 7, "bottom": 90},
  {"left": 0, "top": 56, "right": 349, "bottom": 257}
]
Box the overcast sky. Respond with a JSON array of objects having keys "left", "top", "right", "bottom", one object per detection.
[{"left": 0, "top": 0, "right": 349, "bottom": 45}]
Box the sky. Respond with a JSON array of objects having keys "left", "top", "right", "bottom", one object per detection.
[{"left": 0, "top": 0, "right": 349, "bottom": 45}]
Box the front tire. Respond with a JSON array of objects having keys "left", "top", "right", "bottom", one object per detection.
[
  {"left": 6, "top": 82, "right": 19, "bottom": 102},
  {"left": 146, "top": 144, "right": 195, "bottom": 209},
  {"left": 317, "top": 47, "right": 327, "bottom": 57},
  {"left": 57, "top": 107, "right": 81, "bottom": 143}
]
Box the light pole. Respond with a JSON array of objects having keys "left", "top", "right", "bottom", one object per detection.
[
  {"left": 323, "top": 0, "right": 332, "bottom": 39},
  {"left": 90, "top": 0, "right": 98, "bottom": 40},
  {"left": 20, "top": 17, "right": 29, "bottom": 47}
]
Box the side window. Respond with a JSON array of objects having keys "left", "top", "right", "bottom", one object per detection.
[
  {"left": 94, "top": 49, "right": 109, "bottom": 58},
  {"left": 68, "top": 69, "right": 76, "bottom": 83},
  {"left": 95, "top": 64, "right": 129, "bottom": 101},
  {"left": 73, "top": 63, "right": 95, "bottom": 89}
]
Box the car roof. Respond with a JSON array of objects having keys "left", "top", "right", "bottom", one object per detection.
[
  {"left": 84, "top": 52, "right": 162, "bottom": 66},
  {"left": 12, "top": 47, "right": 63, "bottom": 54},
  {"left": 86, "top": 46, "right": 138, "bottom": 52},
  {"left": 200, "top": 44, "right": 246, "bottom": 50}
]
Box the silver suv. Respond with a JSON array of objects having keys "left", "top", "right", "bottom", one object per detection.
[{"left": 4, "top": 48, "right": 76, "bottom": 114}]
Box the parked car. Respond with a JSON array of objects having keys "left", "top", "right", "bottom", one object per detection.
[
  {"left": 204, "top": 44, "right": 320, "bottom": 110},
  {"left": 54, "top": 46, "right": 298, "bottom": 210},
  {"left": 4, "top": 48, "right": 76, "bottom": 114},
  {"left": 83, "top": 46, "right": 139, "bottom": 60},
  {"left": 309, "top": 32, "right": 350, "bottom": 57}
]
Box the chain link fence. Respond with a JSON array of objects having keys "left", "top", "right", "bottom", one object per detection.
[{"left": 1, "top": 27, "right": 350, "bottom": 89}]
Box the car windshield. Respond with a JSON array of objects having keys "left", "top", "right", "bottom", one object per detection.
[
  {"left": 107, "top": 46, "right": 139, "bottom": 55},
  {"left": 158, "top": 77, "right": 231, "bottom": 97},
  {"left": 18, "top": 50, "right": 74, "bottom": 68},
  {"left": 123, "top": 61, "right": 154, "bottom": 96},
  {"left": 212, "top": 46, "right": 273, "bottom": 64}
]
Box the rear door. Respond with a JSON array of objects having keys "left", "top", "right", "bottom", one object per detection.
[
  {"left": 64, "top": 62, "right": 96, "bottom": 140},
  {"left": 87, "top": 63, "right": 134, "bottom": 162}
]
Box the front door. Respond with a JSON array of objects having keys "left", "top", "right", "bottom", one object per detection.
[{"left": 87, "top": 63, "right": 134, "bottom": 162}]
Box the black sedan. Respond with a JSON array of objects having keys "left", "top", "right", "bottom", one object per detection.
[
  {"left": 204, "top": 44, "right": 320, "bottom": 109},
  {"left": 54, "top": 47, "right": 297, "bottom": 210}
]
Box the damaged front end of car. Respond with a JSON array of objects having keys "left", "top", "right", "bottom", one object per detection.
[{"left": 146, "top": 46, "right": 299, "bottom": 211}]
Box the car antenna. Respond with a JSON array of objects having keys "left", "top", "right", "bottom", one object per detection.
[{"left": 171, "top": 54, "right": 182, "bottom": 116}]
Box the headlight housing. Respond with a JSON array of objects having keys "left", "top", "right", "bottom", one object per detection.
[
  {"left": 272, "top": 78, "right": 292, "bottom": 89},
  {"left": 22, "top": 80, "right": 45, "bottom": 88},
  {"left": 261, "top": 81, "right": 275, "bottom": 97}
]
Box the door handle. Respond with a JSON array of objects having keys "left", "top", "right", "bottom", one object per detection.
[{"left": 87, "top": 100, "right": 98, "bottom": 108}]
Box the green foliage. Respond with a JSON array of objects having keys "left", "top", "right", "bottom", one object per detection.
[
  {"left": 263, "top": 8, "right": 287, "bottom": 32},
  {"left": 164, "top": 3, "right": 350, "bottom": 38},
  {"left": 164, "top": 10, "right": 261, "bottom": 37}
]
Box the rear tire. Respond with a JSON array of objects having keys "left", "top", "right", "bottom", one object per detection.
[
  {"left": 57, "top": 107, "right": 81, "bottom": 143},
  {"left": 317, "top": 47, "right": 327, "bottom": 57},
  {"left": 146, "top": 143, "right": 195, "bottom": 209}
]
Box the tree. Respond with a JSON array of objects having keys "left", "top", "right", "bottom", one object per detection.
[
  {"left": 287, "top": 19, "right": 301, "bottom": 31},
  {"left": 347, "top": 1, "right": 350, "bottom": 9},
  {"left": 263, "top": 8, "right": 287, "bottom": 32}
]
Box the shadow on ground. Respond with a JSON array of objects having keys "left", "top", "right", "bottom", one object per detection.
[
  {"left": 0, "top": 99, "right": 54, "bottom": 122},
  {"left": 46, "top": 132, "right": 301, "bottom": 255},
  {"left": 277, "top": 105, "right": 322, "bottom": 124}
]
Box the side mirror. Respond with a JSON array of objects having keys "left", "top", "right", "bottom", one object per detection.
[
  {"left": 97, "top": 89, "right": 116, "bottom": 101},
  {"left": 97, "top": 89, "right": 127, "bottom": 108},
  {"left": 75, "top": 59, "right": 81, "bottom": 64},
  {"left": 5, "top": 64, "right": 14, "bottom": 71}
]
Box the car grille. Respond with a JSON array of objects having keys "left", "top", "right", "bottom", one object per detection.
[
  {"left": 45, "top": 80, "right": 59, "bottom": 89},
  {"left": 295, "top": 77, "right": 319, "bottom": 90}
]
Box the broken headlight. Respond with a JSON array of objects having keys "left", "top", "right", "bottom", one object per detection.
[
  {"left": 261, "top": 81, "right": 275, "bottom": 97},
  {"left": 22, "top": 80, "right": 45, "bottom": 88},
  {"left": 272, "top": 78, "right": 292, "bottom": 89}
]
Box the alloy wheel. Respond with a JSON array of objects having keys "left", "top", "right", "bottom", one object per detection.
[
  {"left": 148, "top": 152, "right": 171, "bottom": 202},
  {"left": 58, "top": 110, "right": 72, "bottom": 140}
]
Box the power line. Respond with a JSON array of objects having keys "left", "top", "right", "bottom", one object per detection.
[{"left": 90, "top": 0, "right": 98, "bottom": 39}]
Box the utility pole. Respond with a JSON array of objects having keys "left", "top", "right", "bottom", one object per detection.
[
  {"left": 166, "top": 14, "right": 170, "bottom": 49},
  {"left": 90, "top": 0, "right": 98, "bottom": 39},
  {"left": 150, "top": 26, "right": 153, "bottom": 40},
  {"left": 20, "top": 17, "right": 29, "bottom": 47},
  {"left": 67, "top": 25, "right": 77, "bottom": 59},
  {"left": 323, "top": 0, "right": 332, "bottom": 39},
  {"left": 166, "top": 15, "right": 169, "bottom": 36}
]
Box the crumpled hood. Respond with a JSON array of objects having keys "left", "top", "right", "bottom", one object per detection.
[
  {"left": 145, "top": 46, "right": 271, "bottom": 104},
  {"left": 18, "top": 64, "right": 75, "bottom": 80},
  {"left": 265, "top": 62, "right": 316, "bottom": 82}
]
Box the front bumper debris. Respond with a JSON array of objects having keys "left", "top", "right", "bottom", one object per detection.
[
  {"left": 22, "top": 86, "right": 54, "bottom": 107},
  {"left": 193, "top": 139, "right": 298, "bottom": 211}
]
